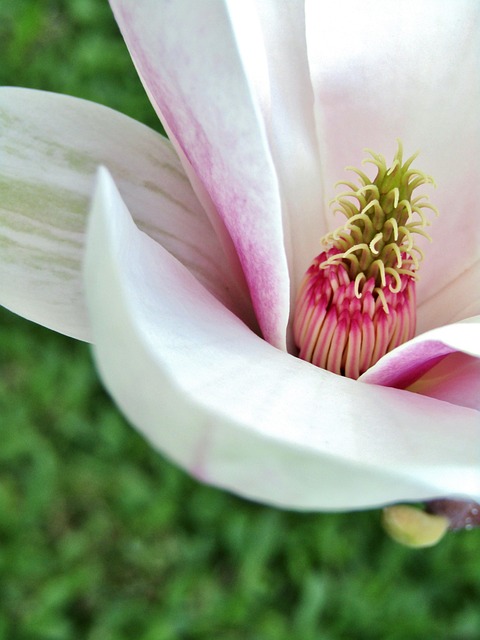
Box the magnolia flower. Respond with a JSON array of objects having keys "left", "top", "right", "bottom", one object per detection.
[{"left": 1, "top": 1, "right": 479, "bottom": 516}]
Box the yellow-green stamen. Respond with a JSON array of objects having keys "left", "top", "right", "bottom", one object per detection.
[{"left": 320, "top": 141, "right": 438, "bottom": 301}]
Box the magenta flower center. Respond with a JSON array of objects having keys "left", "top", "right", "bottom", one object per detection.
[{"left": 293, "top": 142, "right": 438, "bottom": 379}]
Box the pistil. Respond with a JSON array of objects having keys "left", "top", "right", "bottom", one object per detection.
[{"left": 293, "top": 141, "right": 438, "bottom": 379}]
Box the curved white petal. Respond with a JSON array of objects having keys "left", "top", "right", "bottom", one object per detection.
[
  {"left": 228, "top": 0, "right": 326, "bottom": 299},
  {"left": 305, "top": 0, "right": 480, "bottom": 332},
  {"left": 84, "top": 169, "right": 480, "bottom": 511},
  {"left": 360, "top": 316, "right": 480, "bottom": 393},
  {"left": 110, "top": 0, "right": 291, "bottom": 349},
  {"left": 0, "top": 87, "right": 254, "bottom": 340}
]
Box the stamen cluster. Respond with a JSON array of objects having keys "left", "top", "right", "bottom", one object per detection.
[{"left": 293, "top": 142, "right": 438, "bottom": 379}]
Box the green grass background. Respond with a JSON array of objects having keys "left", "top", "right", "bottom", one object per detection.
[{"left": 1, "top": 2, "right": 479, "bottom": 639}]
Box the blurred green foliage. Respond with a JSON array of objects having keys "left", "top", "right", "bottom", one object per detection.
[
  {"left": 1, "top": 1, "right": 479, "bottom": 639},
  {"left": 0, "top": 0, "right": 160, "bottom": 130}
]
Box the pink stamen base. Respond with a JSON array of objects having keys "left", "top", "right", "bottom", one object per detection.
[{"left": 293, "top": 249, "right": 416, "bottom": 379}]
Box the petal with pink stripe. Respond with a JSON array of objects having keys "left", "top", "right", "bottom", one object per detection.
[{"left": 110, "top": 0, "right": 291, "bottom": 349}]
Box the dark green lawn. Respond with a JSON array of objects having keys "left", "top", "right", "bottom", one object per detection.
[{"left": 1, "top": 2, "right": 479, "bottom": 638}]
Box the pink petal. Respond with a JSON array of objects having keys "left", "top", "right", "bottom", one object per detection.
[
  {"left": 83, "top": 169, "right": 480, "bottom": 510},
  {"left": 110, "top": 0, "right": 291, "bottom": 349},
  {"left": 407, "top": 352, "right": 480, "bottom": 412},
  {"left": 360, "top": 317, "right": 480, "bottom": 393},
  {"left": 0, "top": 87, "right": 254, "bottom": 340}
]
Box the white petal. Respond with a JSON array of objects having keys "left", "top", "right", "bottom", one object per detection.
[
  {"left": 305, "top": 0, "right": 480, "bottom": 332},
  {"left": 84, "top": 169, "right": 480, "bottom": 510},
  {"left": 110, "top": 0, "right": 291, "bottom": 349},
  {"left": 417, "top": 260, "right": 480, "bottom": 335},
  {"left": 228, "top": 0, "right": 326, "bottom": 297},
  {"left": 0, "top": 87, "right": 253, "bottom": 340}
]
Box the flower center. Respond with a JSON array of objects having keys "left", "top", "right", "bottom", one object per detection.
[{"left": 293, "top": 141, "right": 438, "bottom": 379}]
